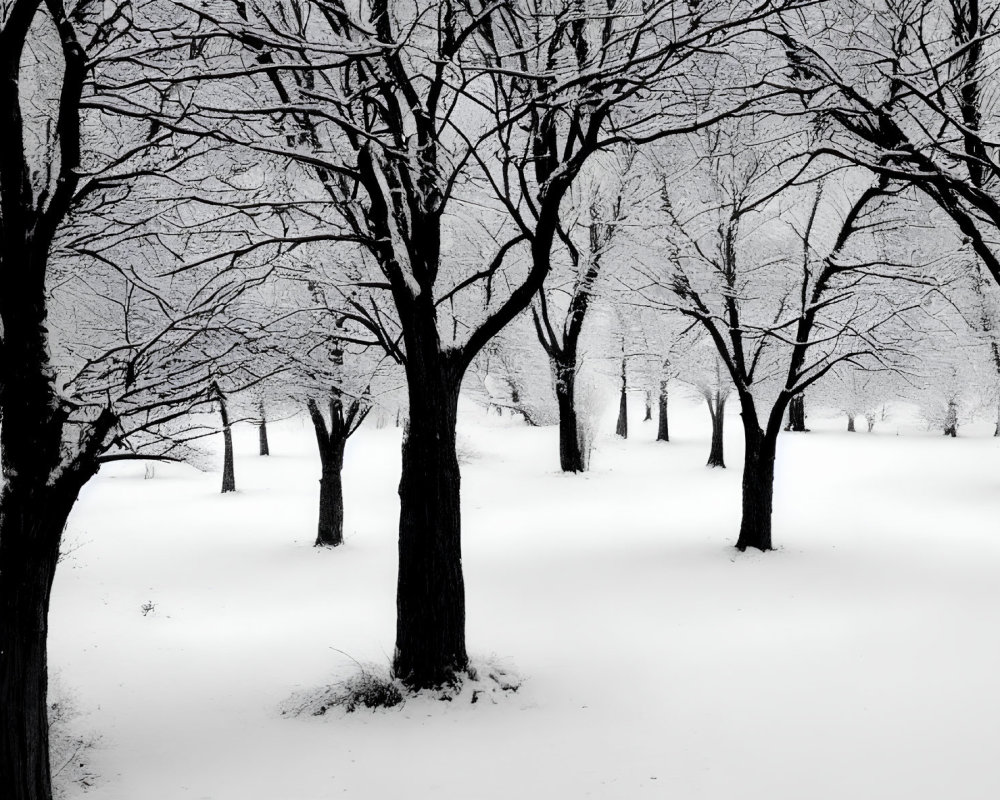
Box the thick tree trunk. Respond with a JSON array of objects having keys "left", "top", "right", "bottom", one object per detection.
[
  {"left": 554, "top": 361, "right": 585, "bottom": 473},
  {"left": 847, "top": 414, "right": 856, "bottom": 432},
  {"left": 0, "top": 14, "right": 104, "bottom": 798},
  {"left": 657, "top": 379, "right": 669, "bottom": 442},
  {"left": 315, "top": 441, "right": 346, "bottom": 547},
  {"left": 706, "top": 393, "right": 726, "bottom": 468},
  {"left": 615, "top": 357, "right": 628, "bottom": 438},
  {"left": 786, "top": 394, "right": 808, "bottom": 432},
  {"left": 393, "top": 356, "right": 468, "bottom": 689},
  {"left": 736, "top": 429, "right": 776, "bottom": 552},
  {"left": 0, "top": 478, "right": 85, "bottom": 800}
]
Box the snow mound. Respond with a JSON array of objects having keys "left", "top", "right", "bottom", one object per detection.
[{"left": 279, "top": 658, "right": 521, "bottom": 717}]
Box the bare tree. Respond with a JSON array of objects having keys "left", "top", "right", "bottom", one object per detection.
[
  {"left": 0, "top": 4, "right": 283, "bottom": 796},
  {"left": 174, "top": 0, "right": 810, "bottom": 686},
  {"left": 637, "top": 119, "right": 935, "bottom": 551},
  {"left": 532, "top": 151, "right": 635, "bottom": 470},
  {"left": 685, "top": 353, "right": 733, "bottom": 467}
]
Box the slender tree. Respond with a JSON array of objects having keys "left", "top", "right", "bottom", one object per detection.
[
  {"left": 211, "top": 381, "right": 237, "bottom": 493},
  {"left": 615, "top": 346, "right": 629, "bottom": 439},
  {"left": 533, "top": 152, "right": 634, "bottom": 470},
  {"left": 657, "top": 363, "right": 672, "bottom": 442},
  {"left": 257, "top": 400, "right": 271, "bottom": 456},
  {"left": 697, "top": 359, "right": 733, "bottom": 467},
  {"left": 639, "top": 118, "right": 935, "bottom": 550}
]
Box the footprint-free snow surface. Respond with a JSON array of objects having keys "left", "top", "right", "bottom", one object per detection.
[{"left": 50, "top": 399, "right": 1000, "bottom": 799}]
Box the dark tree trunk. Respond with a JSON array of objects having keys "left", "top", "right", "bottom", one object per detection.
[
  {"left": 847, "top": 414, "right": 856, "bottom": 432},
  {"left": 615, "top": 357, "right": 628, "bottom": 438},
  {"left": 554, "top": 360, "right": 585, "bottom": 472},
  {"left": 258, "top": 403, "right": 270, "bottom": 456},
  {"left": 785, "top": 394, "right": 808, "bottom": 432},
  {"left": 657, "top": 378, "right": 669, "bottom": 442},
  {"left": 706, "top": 393, "right": 727, "bottom": 468},
  {"left": 315, "top": 439, "right": 346, "bottom": 547},
  {"left": 643, "top": 389, "right": 652, "bottom": 421},
  {"left": 307, "top": 316, "right": 370, "bottom": 549},
  {"left": 0, "top": 474, "right": 90, "bottom": 800},
  {"left": 736, "top": 428, "right": 777, "bottom": 552},
  {"left": 0, "top": 233, "right": 108, "bottom": 800},
  {"left": 0, "top": 10, "right": 110, "bottom": 797},
  {"left": 795, "top": 395, "right": 807, "bottom": 431},
  {"left": 995, "top": 399, "right": 999, "bottom": 436},
  {"left": 393, "top": 353, "right": 468, "bottom": 689},
  {"left": 867, "top": 415, "right": 875, "bottom": 433},
  {"left": 216, "top": 388, "right": 236, "bottom": 493}
]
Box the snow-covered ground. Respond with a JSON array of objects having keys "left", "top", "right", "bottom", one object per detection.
[{"left": 51, "top": 397, "right": 1000, "bottom": 799}]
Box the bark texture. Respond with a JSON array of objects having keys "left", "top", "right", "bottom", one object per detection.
[
  {"left": 314, "top": 441, "right": 346, "bottom": 546},
  {"left": 393, "top": 353, "right": 468, "bottom": 688},
  {"left": 736, "top": 428, "right": 776, "bottom": 552},
  {"left": 308, "top": 397, "right": 355, "bottom": 548},
  {"left": 0, "top": 450, "right": 102, "bottom": 800},
  {"left": 0, "top": 484, "right": 78, "bottom": 800},
  {"left": 554, "top": 361, "right": 585, "bottom": 472}
]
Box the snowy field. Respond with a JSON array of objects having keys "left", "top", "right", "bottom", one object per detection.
[{"left": 50, "top": 397, "right": 1000, "bottom": 800}]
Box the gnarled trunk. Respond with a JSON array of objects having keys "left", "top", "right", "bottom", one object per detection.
[
  {"left": 554, "top": 360, "right": 585, "bottom": 473},
  {"left": 393, "top": 354, "right": 468, "bottom": 689},
  {"left": 0, "top": 476, "right": 88, "bottom": 800},
  {"left": 736, "top": 427, "right": 776, "bottom": 552},
  {"left": 657, "top": 378, "right": 669, "bottom": 442}
]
